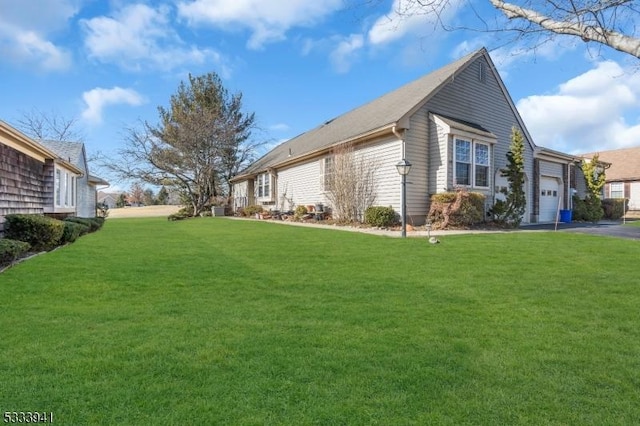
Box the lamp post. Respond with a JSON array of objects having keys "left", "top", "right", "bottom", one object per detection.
[{"left": 395, "top": 158, "right": 412, "bottom": 238}]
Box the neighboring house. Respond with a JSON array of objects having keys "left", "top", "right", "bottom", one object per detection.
[
  {"left": 39, "top": 140, "right": 109, "bottom": 218},
  {"left": 580, "top": 147, "right": 640, "bottom": 210},
  {"left": 0, "top": 120, "right": 107, "bottom": 231},
  {"left": 97, "top": 191, "right": 119, "bottom": 209},
  {"left": 232, "top": 48, "right": 580, "bottom": 224}
]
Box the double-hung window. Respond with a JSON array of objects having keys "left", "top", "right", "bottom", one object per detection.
[
  {"left": 320, "top": 157, "right": 334, "bottom": 192},
  {"left": 55, "top": 169, "right": 62, "bottom": 206},
  {"left": 610, "top": 182, "right": 624, "bottom": 199},
  {"left": 256, "top": 173, "right": 270, "bottom": 198},
  {"left": 454, "top": 138, "right": 490, "bottom": 188}
]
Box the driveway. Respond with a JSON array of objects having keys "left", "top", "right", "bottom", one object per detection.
[{"left": 522, "top": 220, "right": 640, "bottom": 240}]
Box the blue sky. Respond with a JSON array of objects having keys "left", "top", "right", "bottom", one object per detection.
[{"left": 1, "top": 0, "right": 639, "bottom": 188}]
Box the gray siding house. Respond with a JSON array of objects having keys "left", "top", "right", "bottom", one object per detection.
[
  {"left": 232, "top": 48, "right": 578, "bottom": 225},
  {"left": 0, "top": 120, "right": 107, "bottom": 231}
]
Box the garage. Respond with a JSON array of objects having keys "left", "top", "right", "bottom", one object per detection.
[{"left": 539, "top": 176, "right": 560, "bottom": 222}]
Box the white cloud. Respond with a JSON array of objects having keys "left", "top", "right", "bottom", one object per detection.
[
  {"left": 81, "top": 4, "right": 224, "bottom": 72},
  {"left": 0, "top": 0, "right": 79, "bottom": 71},
  {"left": 269, "top": 123, "right": 290, "bottom": 132},
  {"left": 368, "top": 0, "right": 463, "bottom": 46},
  {"left": 81, "top": 87, "right": 145, "bottom": 124},
  {"left": 177, "top": 0, "right": 343, "bottom": 49},
  {"left": 517, "top": 61, "right": 640, "bottom": 154},
  {"left": 329, "top": 34, "right": 364, "bottom": 73}
]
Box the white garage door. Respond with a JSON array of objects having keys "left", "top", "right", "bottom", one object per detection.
[
  {"left": 630, "top": 182, "right": 640, "bottom": 210},
  {"left": 539, "top": 177, "right": 560, "bottom": 222}
]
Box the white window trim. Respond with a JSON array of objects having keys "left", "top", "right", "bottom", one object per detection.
[
  {"left": 453, "top": 137, "right": 491, "bottom": 189},
  {"left": 320, "top": 156, "right": 334, "bottom": 193},
  {"left": 610, "top": 182, "right": 624, "bottom": 199},
  {"left": 53, "top": 166, "right": 79, "bottom": 211},
  {"left": 256, "top": 172, "right": 271, "bottom": 200}
]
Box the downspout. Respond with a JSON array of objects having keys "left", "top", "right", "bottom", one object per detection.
[{"left": 392, "top": 125, "right": 404, "bottom": 158}]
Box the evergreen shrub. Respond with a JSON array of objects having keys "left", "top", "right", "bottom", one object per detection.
[
  {"left": 4, "top": 214, "right": 65, "bottom": 251},
  {"left": 364, "top": 206, "right": 398, "bottom": 227}
]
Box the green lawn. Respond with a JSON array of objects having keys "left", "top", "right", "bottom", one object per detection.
[{"left": 1, "top": 218, "right": 639, "bottom": 425}]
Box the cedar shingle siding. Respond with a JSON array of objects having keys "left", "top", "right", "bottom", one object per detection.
[{"left": 0, "top": 143, "right": 47, "bottom": 229}]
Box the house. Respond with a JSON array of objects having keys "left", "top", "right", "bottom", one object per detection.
[
  {"left": 97, "top": 191, "right": 120, "bottom": 209},
  {"left": 39, "top": 140, "right": 109, "bottom": 218},
  {"left": 580, "top": 147, "right": 640, "bottom": 210},
  {"left": 0, "top": 120, "right": 107, "bottom": 231},
  {"left": 231, "top": 48, "right": 578, "bottom": 225}
]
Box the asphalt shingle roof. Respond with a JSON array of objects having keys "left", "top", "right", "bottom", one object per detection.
[
  {"left": 237, "top": 48, "right": 484, "bottom": 178},
  {"left": 581, "top": 147, "right": 640, "bottom": 181},
  {"left": 39, "top": 140, "right": 85, "bottom": 169}
]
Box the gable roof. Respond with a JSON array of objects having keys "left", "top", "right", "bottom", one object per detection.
[
  {"left": 581, "top": 146, "right": 640, "bottom": 181},
  {"left": 39, "top": 140, "right": 85, "bottom": 169},
  {"left": 235, "top": 48, "right": 502, "bottom": 181},
  {"left": 0, "top": 120, "right": 60, "bottom": 163}
]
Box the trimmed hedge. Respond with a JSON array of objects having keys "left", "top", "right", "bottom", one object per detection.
[
  {"left": 602, "top": 198, "right": 628, "bottom": 220},
  {"left": 65, "top": 216, "right": 103, "bottom": 233},
  {"left": 0, "top": 238, "right": 31, "bottom": 266},
  {"left": 61, "top": 221, "right": 90, "bottom": 244},
  {"left": 364, "top": 206, "right": 398, "bottom": 227},
  {"left": 4, "top": 214, "right": 65, "bottom": 251}
]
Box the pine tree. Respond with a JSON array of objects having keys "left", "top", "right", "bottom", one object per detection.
[{"left": 491, "top": 127, "right": 526, "bottom": 227}]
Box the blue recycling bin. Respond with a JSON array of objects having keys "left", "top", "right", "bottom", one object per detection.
[{"left": 559, "top": 209, "right": 572, "bottom": 223}]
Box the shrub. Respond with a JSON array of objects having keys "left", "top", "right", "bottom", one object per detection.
[
  {"left": 4, "top": 214, "right": 65, "bottom": 251},
  {"left": 294, "top": 205, "right": 308, "bottom": 219},
  {"left": 0, "top": 238, "right": 31, "bottom": 266},
  {"left": 65, "top": 217, "right": 100, "bottom": 233},
  {"left": 364, "top": 206, "right": 398, "bottom": 227},
  {"left": 168, "top": 208, "right": 193, "bottom": 221},
  {"left": 243, "top": 205, "right": 264, "bottom": 217},
  {"left": 602, "top": 198, "right": 627, "bottom": 220},
  {"left": 427, "top": 191, "right": 485, "bottom": 229},
  {"left": 61, "top": 221, "right": 89, "bottom": 244},
  {"left": 572, "top": 195, "right": 603, "bottom": 223}
]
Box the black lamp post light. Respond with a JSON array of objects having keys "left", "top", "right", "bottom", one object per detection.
[{"left": 395, "top": 158, "right": 412, "bottom": 238}]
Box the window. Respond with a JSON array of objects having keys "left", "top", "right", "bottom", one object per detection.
[
  {"left": 474, "top": 143, "right": 489, "bottom": 187},
  {"left": 71, "top": 176, "right": 76, "bottom": 207},
  {"left": 256, "top": 173, "right": 270, "bottom": 198},
  {"left": 610, "top": 182, "right": 624, "bottom": 198},
  {"left": 455, "top": 138, "right": 490, "bottom": 188},
  {"left": 320, "top": 157, "right": 334, "bottom": 191},
  {"left": 65, "top": 173, "right": 71, "bottom": 207},
  {"left": 55, "top": 169, "right": 61, "bottom": 206},
  {"left": 455, "top": 139, "right": 471, "bottom": 185}
]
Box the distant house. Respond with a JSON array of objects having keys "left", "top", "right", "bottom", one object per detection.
[
  {"left": 232, "top": 48, "right": 582, "bottom": 224},
  {"left": 97, "top": 191, "right": 119, "bottom": 209},
  {"left": 0, "top": 120, "right": 107, "bottom": 231},
  {"left": 580, "top": 147, "right": 640, "bottom": 210}
]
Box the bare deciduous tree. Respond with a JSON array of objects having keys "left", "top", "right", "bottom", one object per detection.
[
  {"left": 16, "top": 108, "right": 85, "bottom": 141},
  {"left": 325, "top": 142, "right": 378, "bottom": 223},
  {"left": 104, "top": 73, "right": 259, "bottom": 216},
  {"left": 359, "top": 0, "right": 640, "bottom": 60}
]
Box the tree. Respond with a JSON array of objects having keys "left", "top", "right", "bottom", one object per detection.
[
  {"left": 116, "top": 193, "right": 128, "bottom": 208},
  {"left": 143, "top": 188, "right": 156, "bottom": 206},
  {"left": 325, "top": 142, "right": 378, "bottom": 223},
  {"left": 582, "top": 153, "right": 607, "bottom": 198},
  {"left": 490, "top": 127, "right": 526, "bottom": 227},
  {"left": 157, "top": 186, "right": 169, "bottom": 205},
  {"left": 105, "top": 73, "right": 258, "bottom": 216},
  {"left": 129, "top": 182, "right": 145, "bottom": 206},
  {"left": 361, "top": 0, "right": 640, "bottom": 60},
  {"left": 16, "top": 108, "right": 85, "bottom": 141},
  {"left": 577, "top": 153, "right": 606, "bottom": 222}
]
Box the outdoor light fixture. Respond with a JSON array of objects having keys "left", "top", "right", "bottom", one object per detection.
[{"left": 396, "top": 158, "right": 412, "bottom": 238}]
